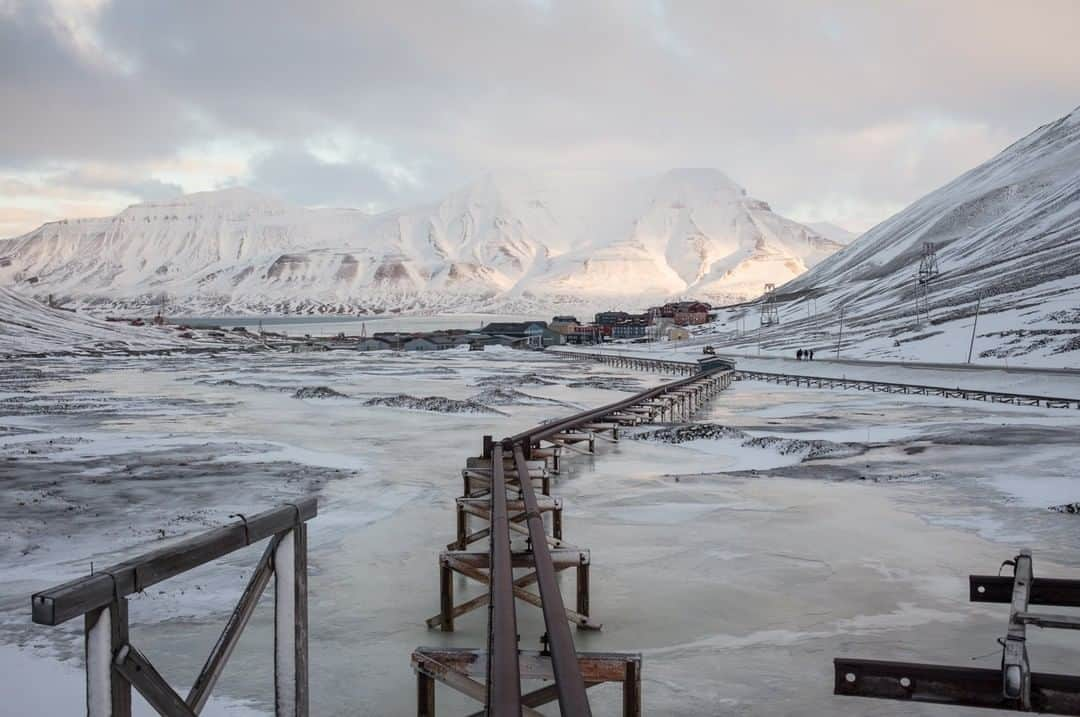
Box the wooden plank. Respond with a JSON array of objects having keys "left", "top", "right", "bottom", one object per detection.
[
  {"left": 443, "top": 555, "right": 600, "bottom": 630},
  {"left": 414, "top": 647, "right": 637, "bottom": 682},
  {"left": 274, "top": 525, "right": 309, "bottom": 717},
  {"left": 86, "top": 599, "right": 131, "bottom": 717},
  {"left": 444, "top": 548, "right": 588, "bottom": 569},
  {"left": 187, "top": 534, "right": 279, "bottom": 713},
  {"left": 412, "top": 654, "right": 545, "bottom": 717},
  {"left": 114, "top": 644, "right": 198, "bottom": 717},
  {"left": 33, "top": 498, "right": 316, "bottom": 626}
]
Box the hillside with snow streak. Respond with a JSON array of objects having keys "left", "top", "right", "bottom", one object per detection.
[
  {"left": 0, "top": 288, "right": 224, "bottom": 356},
  {"left": 0, "top": 170, "right": 841, "bottom": 315},
  {"left": 707, "top": 106, "right": 1080, "bottom": 366}
]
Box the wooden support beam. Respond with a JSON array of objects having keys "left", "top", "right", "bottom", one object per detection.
[
  {"left": 86, "top": 599, "right": 131, "bottom": 717},
  {"left": 441, "top": 555, "right": 600, "bottom": 630},
  {"left": 411, "top": 653, "right": 545, "bottom": 717},
  {"left": 33, "top": 498, "right": 317, "bottom": 627},
  {"left": 114, "top": 644, "right": 197, "bottom": 717},
  {"left": 188, "top": 534, "right": 280, "bottom": 713},
  {"left": 274, "top": 525, "right": 309, "bottom": 717}
]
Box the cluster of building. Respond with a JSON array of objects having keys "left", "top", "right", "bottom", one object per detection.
[
  {"left": 290, "top": 300, "right": 714, "bottom": 352},
  {"left": 548, "top": 300, "right": 713, "bottom": 346}
]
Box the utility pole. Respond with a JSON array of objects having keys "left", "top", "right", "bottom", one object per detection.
[
  {"left": 966, "top": 293, "right": 982, "bottom": 364},
  {"left": 836, "top": 305, "right": 845, "bottom": 359}
]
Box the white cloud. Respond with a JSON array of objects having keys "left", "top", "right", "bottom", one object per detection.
[{"left": 1, "top": 0, "right": 1078, "bottom": 237}]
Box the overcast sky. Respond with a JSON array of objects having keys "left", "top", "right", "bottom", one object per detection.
[{"left": 2, "top": 0, "right": 1079, "bottom": 238}]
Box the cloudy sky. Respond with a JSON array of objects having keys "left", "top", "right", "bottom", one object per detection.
[{"left": 2, "top": 0, "right": 1079, "bottom": 238}]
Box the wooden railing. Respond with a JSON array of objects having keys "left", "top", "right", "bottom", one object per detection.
[{"left": 31, "top": 497, "right": 317, "bottom": 717}]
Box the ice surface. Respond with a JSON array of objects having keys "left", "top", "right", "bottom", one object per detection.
[{"left": 3, "top": 349, "right": 1080, "bottom": 715}]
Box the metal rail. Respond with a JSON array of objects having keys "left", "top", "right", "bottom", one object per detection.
[
  {"left": 512, "top": 443, "right": 592, "bottom": 715},
  {"left": 836, "top": 550, "right": 1080, "bottom": 714},
  {"left": 486, "top": 445, "right": 523, "bottom": 715},
  {"left": 551, "top": 349, "right": 1080, "bottom": 409}
]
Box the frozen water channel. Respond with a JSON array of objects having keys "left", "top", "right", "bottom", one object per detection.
[{"left": 2, "top": 348, "right": 1079, "bottom": 715}]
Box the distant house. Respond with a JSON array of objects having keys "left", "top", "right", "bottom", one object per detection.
[
  {"left": 566, "top": 324, "right": 602, "bottom": 345},
  {"left": 479, "top": 321, "right": 559, "bottom": 348},
  {"left": 665, "top": 326, "right": 690, "bottom": 341},
  {"left": 291, "top": 341, "right": 330, "bottom": 353},
  {"left": 373, "top": 332, "right": 409, "bottom": 349},
  {"left": 612, "top": 318, "right": 649, "bottom": 339},
  {"left": 654, "top": 301, "right": 712, "bottom": 326},
  {"left": 594, "top": 311, "right": 632, "bottom": 327},
  {"left": 403, "top": 336, "right": 441, "bottom": 351},
  {"left": 479, "top": 321, "right": 546, "bottom": 336},
  {"left": 550, "top": 316, "right": 580, "bottom": 335},
  {"left": 356, "top": 337, "right": 391, "bottom": 351}
]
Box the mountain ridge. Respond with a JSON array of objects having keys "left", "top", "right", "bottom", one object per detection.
[{"left": 0, "top": 169, "right": 843, "bottom": 315}]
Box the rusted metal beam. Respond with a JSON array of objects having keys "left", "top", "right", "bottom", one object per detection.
[
  {"left": 485, "top": 444, "right": 523, "bottom": 716},
  {"left": 834, "top": 658, "right": 1080, "bottom": 714},
  {"left": 970, "top": 575, "right": 1080, "bottom": 607},
  {"left": 512, "top": 443, "right": 592, "bottom": 716}
]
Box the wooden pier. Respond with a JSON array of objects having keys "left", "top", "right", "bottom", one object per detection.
[{"left": 414, "top": 363, "right": 734, "bottom": 715}]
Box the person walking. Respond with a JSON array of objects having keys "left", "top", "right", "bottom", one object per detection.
[
  {"left": 809, "top": 349, "right": 815, "bottom": 360},
  {"left": 796, "top": 349, "right": 803, "bottom": 360}
]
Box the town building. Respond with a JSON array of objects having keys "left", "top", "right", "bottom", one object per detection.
[
  {"left": 612, "top": 318, "right": 649, "bottom": 339},
  {"left": 652, "top": 301, "right": 712, "bottom": 325},
  {"left": 549, "top": 316, "right": 581, "bottom": 335}
]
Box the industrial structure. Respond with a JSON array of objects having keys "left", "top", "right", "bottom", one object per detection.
[
  {"left": 914, "top": 241, "right": 940, "bottom": 325},
  {"left": 760, "top": 283, "right": 780, "bottom": 326}
]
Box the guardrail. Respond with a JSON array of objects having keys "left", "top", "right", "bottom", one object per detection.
[
  {"left": 551, "top": 349, "right": 1080, "bottom": 409},
  {"left": 31, "top": 497, "right": 317, "bottom": 717}
]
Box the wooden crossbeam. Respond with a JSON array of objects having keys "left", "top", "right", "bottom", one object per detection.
[{"left": 431, "top": 555, "right": 600, "bottom": 630}]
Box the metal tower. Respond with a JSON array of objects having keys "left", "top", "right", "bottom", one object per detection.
[
  {"left": 760, "top": 283, "right": 780, "bottom": 326},
  {"left": 914, "top": 242, "right": 939, "bottom": 325}
]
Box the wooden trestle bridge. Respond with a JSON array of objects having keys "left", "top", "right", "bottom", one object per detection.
[{"left": 413, "top": 363, "right": 734, "bottom": 715}]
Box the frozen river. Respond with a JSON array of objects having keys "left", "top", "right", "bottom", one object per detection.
[{"left": 2, "top": 348, "right": 1079, "bottom": 715}]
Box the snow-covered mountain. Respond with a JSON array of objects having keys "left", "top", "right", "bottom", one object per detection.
[
  {"left": 0, "top": 170, "right": 842, "bottom": 315},
  {"left": 708, "top": 106, "right": 1080, "bottom": 366}
]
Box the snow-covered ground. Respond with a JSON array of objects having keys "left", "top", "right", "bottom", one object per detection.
[{"left": 3, "top": 348, "right": 1080, "bottom": 715}]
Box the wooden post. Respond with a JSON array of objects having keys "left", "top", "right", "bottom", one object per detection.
[
  {"left": 577, "top": 559, "right": 590, "bottom": 618},
  {"left": 439, "top": 558, "right": 454, "bottom": 631},
  {"left": 624, "top": 657, "right": 642, "bottom": 717},
  {"left": 417, "top": 668, "right": 436, "bottom": 716},
  {"left": 275, "top": 525, "right": 309, "bottom": 717},
  {"left": 86, "top": 599, "right": 131, "bottom": 717},
  {"left": 455, "top": 504, "right": 468, "bottom": 550}
]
